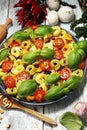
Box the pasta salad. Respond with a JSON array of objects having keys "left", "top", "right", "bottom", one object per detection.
[{"left": 0, "top": 25, "right": 86, "bottom": 103}]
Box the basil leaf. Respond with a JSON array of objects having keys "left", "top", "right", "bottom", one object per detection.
[
  {"left": 12, "top": 28, "right": 34, "bottom": 41},
  {"left": 78, "top": 40, "right": 87, "bottom": 52},
  {"left": 68, "top": 50, "right": 82, "bottom": 71},
  {"left": 0, "top": 78, "right": 3, "bottom": 84},
  {"left": 62, "top": 76, "right": 82, "bottom": 90},
  {"left": 59, "top": 112, "right": 83, "bottom": 130},
  {"left": 22, "top": 50, "right": 40, "bottom": 64},
  {"left": 17, "top": 79, "right": 38, "bottom": 97},
  {"left": 78, "top": 49, "right": 86, "bottom": 57},
  {"left": 40, "top": 48, "right": 55, "bottom": 59},
  {"left": 45, "top": 73, "right": 60, "bottom": 85},
  {"left": 0, "top": 48, "right": 9, "bottom": 62},
  {"left": 34, "top": 25, "right": 54, "bottom": 37}
]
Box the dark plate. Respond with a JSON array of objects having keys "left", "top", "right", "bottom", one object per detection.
[{"left": 0, "top": 27, "right": 87, "bottom": 106}]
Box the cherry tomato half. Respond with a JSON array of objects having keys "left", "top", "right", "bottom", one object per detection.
[
  {"left": 4, "top": 76, "right": 16, "bottom": 88},
  {"left": 17, "top": 71, "right": 30, "bottom": 81},
  {"left": 34, "top": 39, "right": 44, "bottom": 49},
  {"left": 79, "top": 60, "right": 86, "bottom": 70},
  {"left": 54, "top": 50, "right": 64, "bottom": 60},
  {"left": 53, "top": 38, "right": 64, "bottom": 49},
  {"left": 2, "top": 60, "right": 13, "bottom": 72},
  {"left": 9, "top": 40, "right": 20, "bottom": 49},
  {"left": 34, "top": 89, "right": 45, "bottom": 103},
  {"left": 59, "top": 68, "right": 71, "bottom": 80},
  {"left": 30, "top": 25, "right": 39, "bottom": 30},
  {"left": 39, "top": 60, "right": 51, "bottom": 71}
]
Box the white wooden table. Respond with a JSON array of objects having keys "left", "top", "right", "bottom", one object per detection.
[{"left": 0, "top": 0, "right": 87, "bottom": 130}]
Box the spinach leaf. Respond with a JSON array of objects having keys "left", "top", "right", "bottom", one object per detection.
[{"left": 59, "top": 112, "right": 83, "bottom": 130}]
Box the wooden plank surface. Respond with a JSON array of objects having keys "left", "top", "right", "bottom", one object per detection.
[{"left": 0, "top": 0, "right": 87, "bottom": 130}]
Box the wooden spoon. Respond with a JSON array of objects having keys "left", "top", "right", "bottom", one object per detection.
[
  {"left": 0, "top": 95, "right": 57, "bottom": 126},
  {"left": 0, "top": 18, "right": 12, "bottom": 42}
]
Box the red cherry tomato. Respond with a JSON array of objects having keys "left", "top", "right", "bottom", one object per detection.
[
  {"left": 2, "top": 60, "right": 13, "bottom": 72},
  {"left": 30, "top": 25, "right": 39, "bottom": 30},
  {"left": 39, "top": 60, "right": 51, "bottom": 71},
  {"left": 4, "top": 76, "right": 16, "bottom": 88},
  {"left": 17, "top": 71, "right": 30, "bottom": 81},
  {"left": 59, "top": 68, "right": 71, "bottom": 80},
  {"left": 54, "top": 50, "right": 64, "bottom": 60},
  {"left": 34, "top": 89, "right": 45, "bottom": 103},
  {"left": 9, "top": 40, "right": 20, "bottom": 49},
  {"left": 79, "top": 60, "right": 86, "bottom": 69},
  {"left": 53, "top": 38, "right": 64, "bottom": 49},
  {"left": 34, "top": 39, "right": 44, "bottom": 49}
]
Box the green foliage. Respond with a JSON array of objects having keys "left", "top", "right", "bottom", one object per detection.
[
  {"left": 0, "top": 48, "right": 9, "bottom": 62},
  {"left": 17, "top": 79, "right": 38, "bottom": 98},
  {"left": 34, "top": 25, "right": 54, "bottom": 37},
  {"left": 59, "top": 112, "right": 83, "bottom": 130},
  {"left": 70, "top": 13, "right": 87, "bottom": 39},
  {"left": 45, "top": 73, "right": 60, "bottom": 85}
]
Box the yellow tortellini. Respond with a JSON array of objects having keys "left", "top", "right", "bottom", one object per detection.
[
  {"left": 26, "top": 65, "right": 35, "bottom": 75},
  {"left": 0, "top": 25, "right": 85, "bottom": 103},
  {"left": 11, "top": 65, "right": 24, "bottom": 75},
  {"left": 11, "top": 47, "right": 21, "bottom": 58},
  {"left": 34, "top": 73, "right": 46, "bottom": 84},
  {"left": 51, "top": 59, "right": 60, "bottom": 70},
  {"left": 21, "top": 40, "right": 31, "bottom": 50}
]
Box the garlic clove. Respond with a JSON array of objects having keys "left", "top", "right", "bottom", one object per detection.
[
  {"left": 58, "top": 6, "right": 75, "bottom": 23},
  {"left": 46, "top": 10, "right": 59, "bottom": 25},
  {"left": 46, "top": 0, "right": 60, "bottom": 10}
]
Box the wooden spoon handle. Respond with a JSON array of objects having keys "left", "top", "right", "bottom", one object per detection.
[{"left": 14, "top": 104, "right": 57, "bottom": 126}]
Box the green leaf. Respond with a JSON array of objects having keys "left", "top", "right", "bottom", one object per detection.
[
  {"left": 40, "top": 48, "right": 55, "bottom": 59},
  {"left": 78, "top": 49, "right": 86, "bottom": 57},
  {"left": 34, "top": 25, "right": 54, "bottom": 37},
  {"left": 59, "top": 112, "right": 83, "bottom": 130},
  {"left": 68, "top": 50, "right": 82, "bottom": 71},
  {"left": 12, "top": 28, "right": 34, "bottom": 41},
  {"left": 62, "top": 76, "right": 82, "bottom": 91},
  {"left": 17, "top": 79, "right": 38, "bottom": 97},
  {"left": 0, "top": 78, "right": 3, "bottom": 84},
  {"left": 78, "top": 40, "right": 87, "bottom": 52},
  {"left": 22, "top": 50, "right": 41, "bottom": 64},
  {"left": 45, "top": 73, "right": 60, "bottom": 85},
  {"left": 0, "top": 48, "right": 9, "bottom": 62}
]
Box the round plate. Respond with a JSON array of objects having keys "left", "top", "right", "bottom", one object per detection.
[{"left": 0, "top": 27, "right": 86, "bottom": 106}]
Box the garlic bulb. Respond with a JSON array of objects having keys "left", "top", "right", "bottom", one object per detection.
[
  {"left": 46, "top": 0, "right": 60, "bottom": 10},
  {"left": 46, "top": 10, "right": 59, "bottom": 25},
  {"left": 74, "top": 102, "right": 87, "bottom": 117},
  {"left": 58, "top": 6, "right": 75, "bottom": 23}
]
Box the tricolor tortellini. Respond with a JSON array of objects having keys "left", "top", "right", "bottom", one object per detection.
[{"left": 0, "top": 25, "right": 85, "bottom": 103}]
